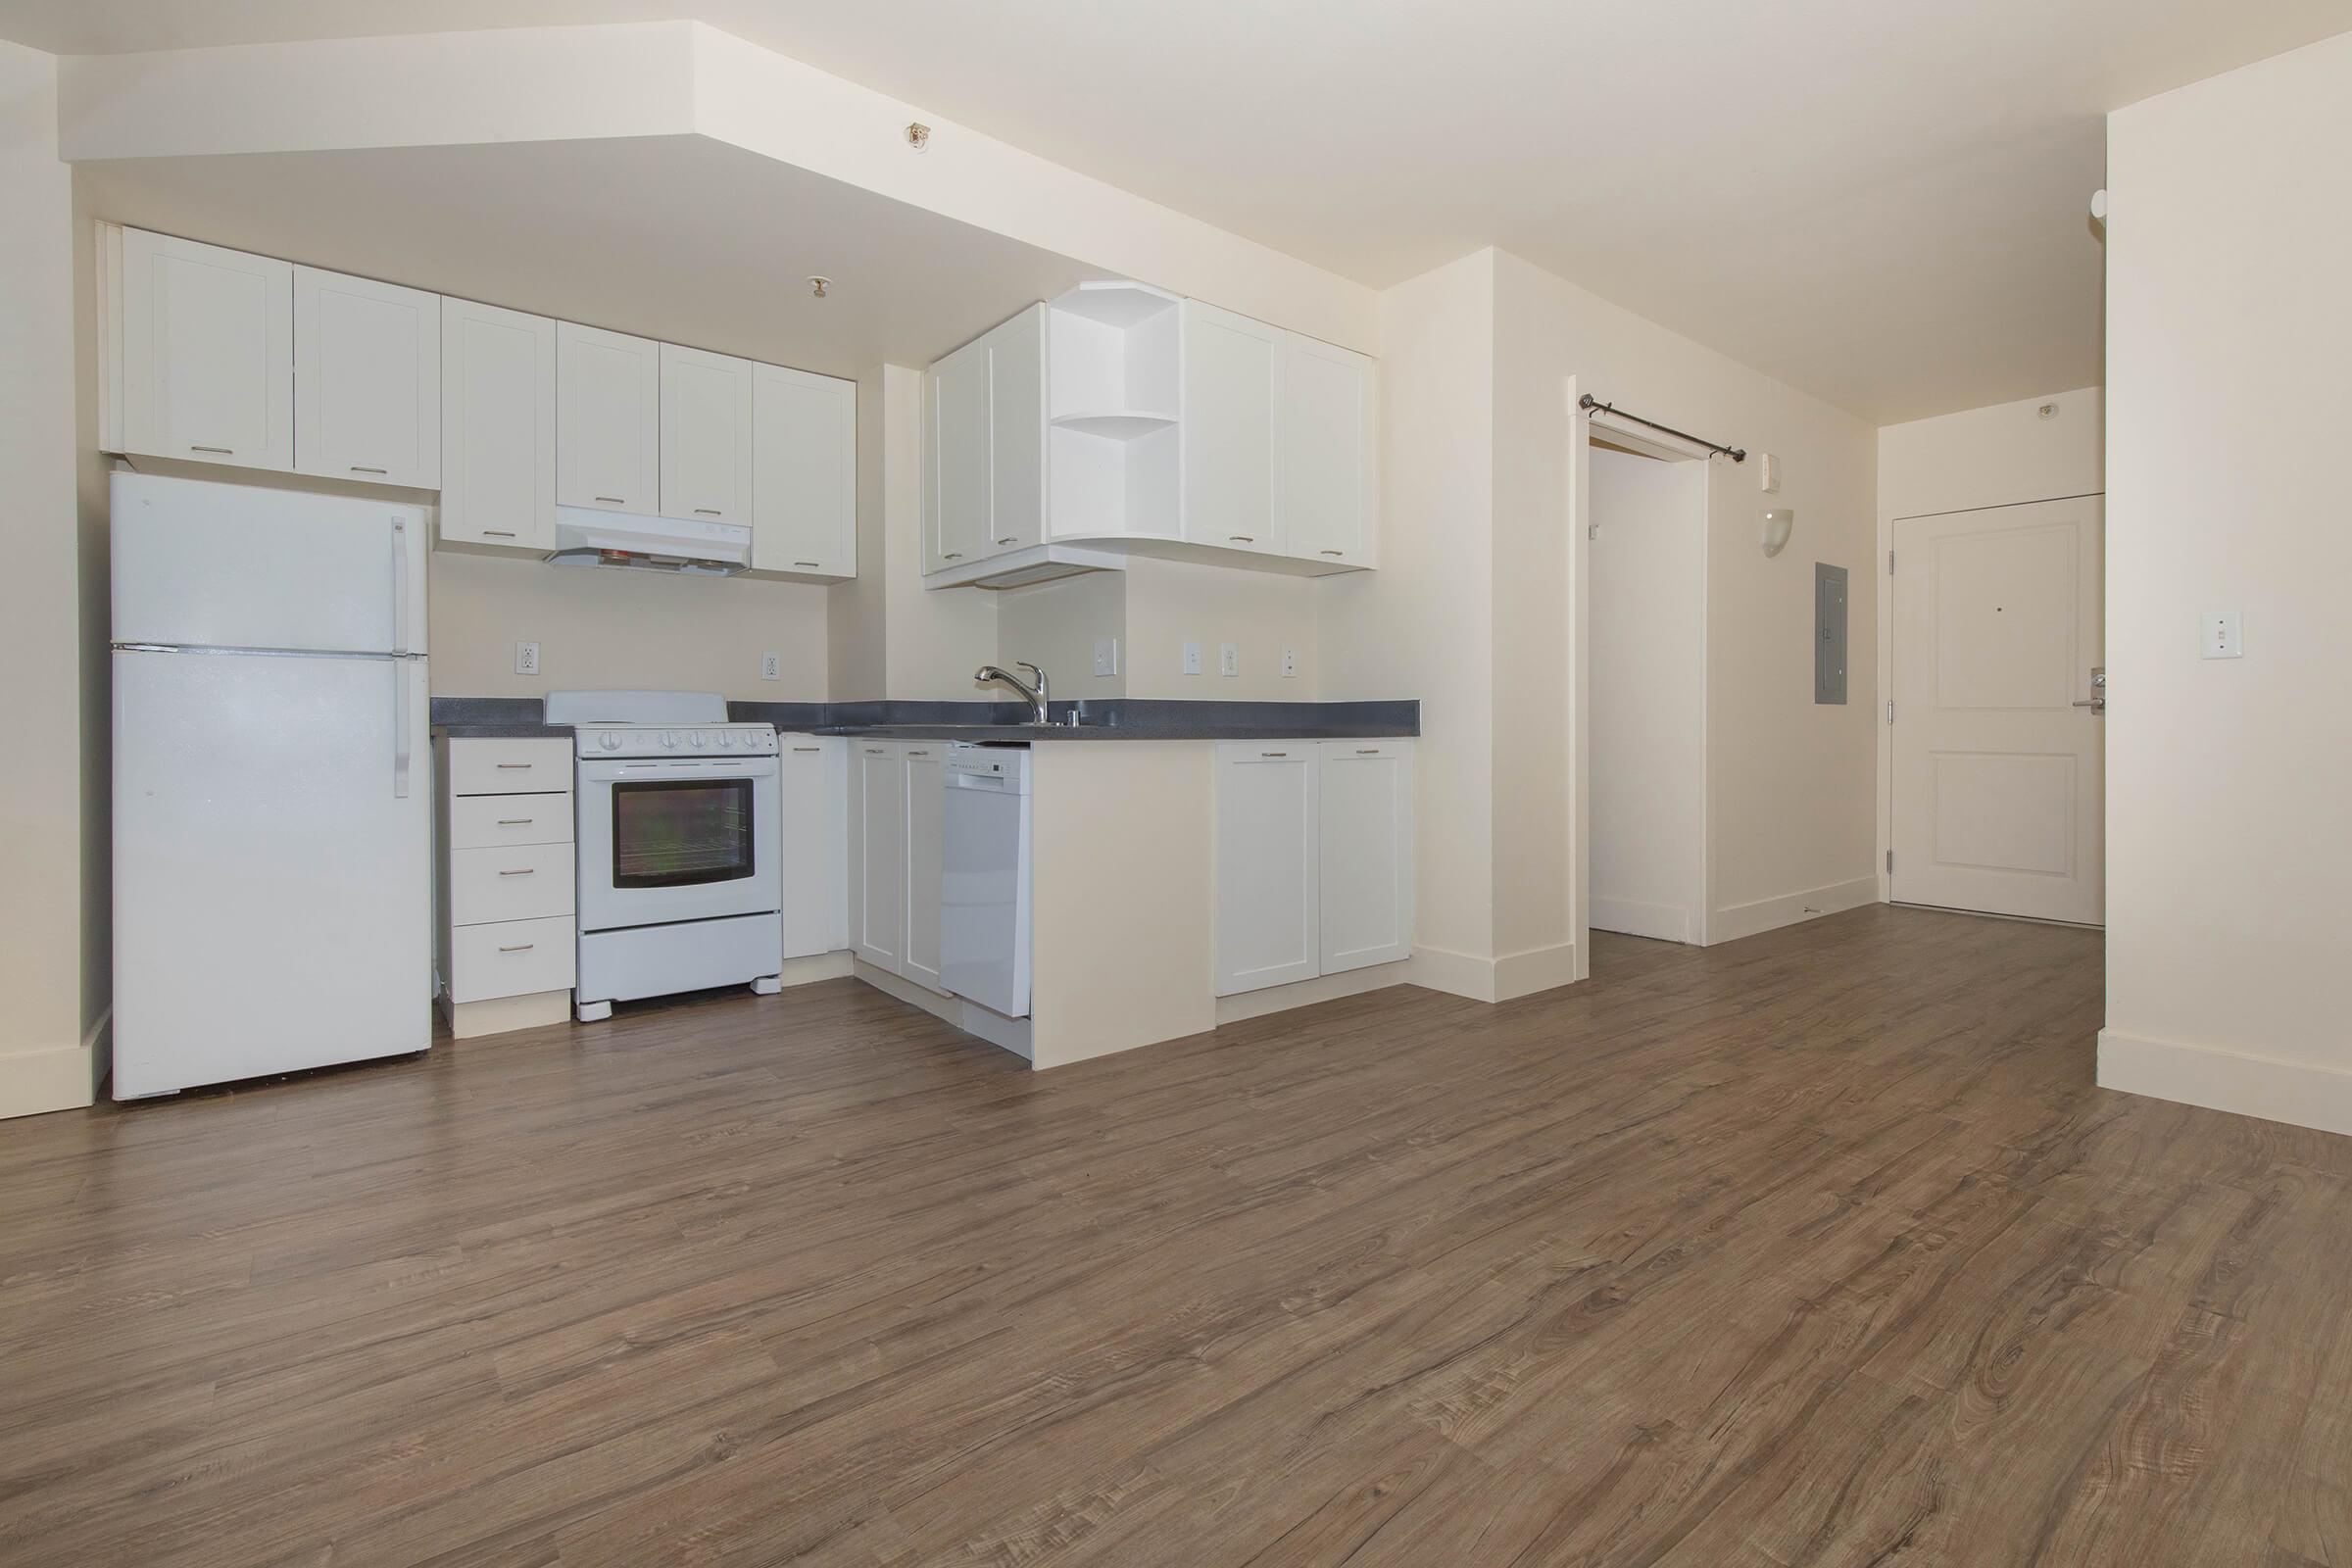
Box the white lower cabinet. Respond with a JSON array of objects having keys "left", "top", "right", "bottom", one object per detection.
[
  {"left": 1215, "top": 739, "right": 1415, "bottom": 996},
  {"left": 435, "top": 737, "right": 577, "bottom": 1028},
  {"left": 1316, "top": 740, "right": 1415, "bottom": 972},
  {"left": 1214, "top": 743, "right": 1321, "bottom": 995},
  {"left": 778, "top": 735, "right": 849, "bottom": 960},
  {"left": 847, "top": 739, "right": 949, "bottom": 992}
]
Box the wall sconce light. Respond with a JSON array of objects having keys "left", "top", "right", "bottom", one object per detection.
[{"left": 1761, "top": 509, "right": 1795, "bottom": 559}]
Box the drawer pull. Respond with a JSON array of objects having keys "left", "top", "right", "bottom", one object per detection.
[
  {"left": 498, "top": 943, "right": 536, "bottom": 953},
  {"left": 350, "top": 465, "right": 388, "bottom": 475},
  {"left": 791, "top": 746, "right": 822, "bottom": 753},
  {"left": 190, "top": 445, "right": 233, "bottom": 455},
  {"left": 1260, "top": 751, "right": 1288, "bottom": 759},
  {"left": 495, "top": 762, "right": 534, "bottom": 770},
  {"left": 497, "top": 868, "right": 536, "bottom": 877},
  {"left": 906, "top": 750, "right": 929, "bottom": 757},
  {"left": 482, "top": 529, "right": 517, "bottom": 539},
  {"left": 1356, "top": 748, "right": 1381, "bottom": 755}
]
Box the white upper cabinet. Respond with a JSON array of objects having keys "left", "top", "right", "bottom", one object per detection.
[
  {"left": 294, "top": 267, "right": 440, "bottom": 489},
  {"left": 751, "top": 364, "right": 857, "bottom": 578},
  {"left": 114, "top": 227, "right": 295, "bottom": 471},
  {"left": 1281, "top": 335, "right": 1378, "bottom": 569},
  {"left": 440, "top": 298, "right": 558, "bottom": 551},
  {"left": 658, "top": 343, "right": 753, "bottom": 523},
  {"left": 985, "top": 306, "right": 1047, "bottom": 554},
  {"left": 556, "top": 321, "right": 660, "bottom": 513},
  {"left": 927, "top": 338, "right": 992, "bottom": 572},
  {"left": 1182, "top": 301, "right": 1282, "bottom": 557}
]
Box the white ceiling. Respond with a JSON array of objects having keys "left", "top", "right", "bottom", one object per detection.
[{"left": 11, "top": 0, "right": 2352, "bottom": 420}]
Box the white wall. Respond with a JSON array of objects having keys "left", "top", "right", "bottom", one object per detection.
[
  {"left": 1320, "top": 251, "right": 1497, "bottom": 992},
  {"left": 1125, "top": 559, "right": 1320, "bottom": 701},
  {"left": 1491, "top": 249, "right": 1880, "bottom": 961},
  {"left": 0, "top": 41, "right": 99, "bottom": 1116},
  {"left": 2098, "top": 31, "right": 2352, "bottom": 1136},
  {"left": 997, "top": 569, "right": 1126, "bottom": 700},
  {"left": 1589, "top": 445, "right": 1706, "bottom": 945},
  {"left": 1874, "top": 384, "right": 2104, "bottom": 897}
]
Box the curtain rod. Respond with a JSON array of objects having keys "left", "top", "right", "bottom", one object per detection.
[{"left": 1579, "top": 394, "right": 1746, "bottom": 463}]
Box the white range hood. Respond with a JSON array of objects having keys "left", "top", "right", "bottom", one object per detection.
[{"left": 546, "top": 507, "right": 751, "bottom": 576}]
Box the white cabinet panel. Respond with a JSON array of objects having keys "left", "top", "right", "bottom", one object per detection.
[
  {"left": 850, "top": 741, "right": 906, "bottom": 971},
  {"left": 779, "top": 735, "right": 848, "bottom": 960},
  {"left": 447, "top": 915, "right": 576, "bottom": 1004},
  {"left": 659, "top": 342, "right": 754, "bottom": 523},
  {"left": 986, "top": 307, "right": 1046, "bottom": 554},
  {"left": 902, "top": 746, "right": 947, "bottom": 992},
  {"left": 928, "top": 340, "right": 992, "bottom": 572},
  {"left": 294, "top": 266, "right": 440, "bottom": 488},
  {"left": 1214, "top": 742, "right": 1320, "bottom": 995},
  {"left": 1182, "top": 302, "right": 1282, "bottom": 556},
  {"left": 441, "top": 298, "right": 557, "bottom": 549},
  {"left": 117, "top": 228, "right": 294, "bottom": 471},
  {"left": 449, "top": 842, "right": 576, "bottom": 926},
  {"left": 448, "top": 792, "right": 572, "bottom": 851},
  {"left": 1282, "top": 335, "right": 1377, "bottom": 568},
  {"left": 556, "top": 321, "right": 660, "bottom": 512},
  {"left": 752, "top": 364, "right": 858, "bottom": 577},
  {"left": 1317, "top": 741, "right": 1414, "bottom": 972},
  {"left": 446, "top": 738, "right": 571, "bottom": 796}
]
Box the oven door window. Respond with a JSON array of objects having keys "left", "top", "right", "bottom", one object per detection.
[{"left": 611, "top": 778, "right": 756, "bottom": 889}]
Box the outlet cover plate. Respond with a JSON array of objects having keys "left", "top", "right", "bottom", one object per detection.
[
  {"left": 1093, "top": 637, "right": 1119, "bottom": 677},
  {"left": 1219, "top": 642, "right": 1239, "bottom": 677},
  {"left": 1181, "top": 640, "right": 1201, "bottom": 675},
  {"left": 514, "top": 640, "right": 540, "bottom": 676}
]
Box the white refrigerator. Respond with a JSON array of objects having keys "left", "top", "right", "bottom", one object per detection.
[{"left": 111, "top": 470, "right": 433, "bottom": 1098}]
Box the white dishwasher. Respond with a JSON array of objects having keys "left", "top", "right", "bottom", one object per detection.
[{"left": 940, "top": 744, "right": 1033, "bottom": 1017}]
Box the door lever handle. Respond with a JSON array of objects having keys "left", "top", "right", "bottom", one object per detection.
[{"left": 2072, "top": 698, "right": 2105, "bottom": 712}]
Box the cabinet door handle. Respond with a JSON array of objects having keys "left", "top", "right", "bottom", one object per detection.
[
  {"left": 190, "top": 445, "right": 233, "bottom": 455},
  {"left": 1229, "top": 535, "right": 1255, "bottom": 544},
  {"left": 906, "top": 750, "right": 930, "bottom": 757},
  {"left": 1259, "top": 751, "right": 1288, "bottom": 759},
  {"left": 497, "top": 943, "right": 535, "bottom": 953},
  {"left": 695, "top": 508, "right": 721, "bottom": 516},
  {"left": 498, "top": 867, "right": 536, "bottom": 877},
  {"left": 1320, "top": 550, "right": 1344, "bottom": 557},
  {"left": 995, "top": 535, "right": 1018, "bottom": 546},
  {"left": 1356, "top": 748, "right": 1381, "bottom": 755},
  {"left": 594, "top": 496, "right": 624, "bottom": 505},
  {"left": 350, "top": 465, "right": 388, "bottom": 475},
  {"left": 495, "top": 762, "right": 533, "bottom": 770},
  {"left": 794, "top": 561, "right": 820, "bottom": 568},
  {"left": 496, "top": 817, "right": 532, "bottom": 825},
  {"left": 481, "top": 529, "right": 517, "bottom": 539},
  {"left": 944, "top": 552, "right": 963, "bottom": 561},
  {"left": 791, "top": 746, "right": 822, "bottom": 753}
]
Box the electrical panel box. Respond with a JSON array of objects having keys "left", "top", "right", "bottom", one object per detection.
[{"left": 1815, "top": 563, "right": 1848, "bottom": 705}]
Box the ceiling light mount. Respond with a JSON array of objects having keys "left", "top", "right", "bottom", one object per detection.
[
  {"left": 808, "top": 276, "right": 831, "bottom": 299},
  {"left": 905, "top": 122, "right": 931, "bottom": 153}
]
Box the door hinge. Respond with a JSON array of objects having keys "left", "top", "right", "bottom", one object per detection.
[
  {"left": 1886, "top": 849, "right": 1894, "bottom": 873},
  {"left": 1887, "top": 548, "right": 1895, "bottom": 574},
  {"left": 1886, "top": 699, "right": 1895, "bottom": 724}
]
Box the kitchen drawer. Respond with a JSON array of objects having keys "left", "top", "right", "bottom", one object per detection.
[
  {"left": 448, "top": 915, "right": 575, "bottom": 1004},
  {"left": 449, "top": 842, "right": 575, "bottom": 925},
  {"left": 448, "top": 792, "right": 575, "bottom": 850},
  {"left": 446, "top": 738, "right": 572, "bottom": 796}
]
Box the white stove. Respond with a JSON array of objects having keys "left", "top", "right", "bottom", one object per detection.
[{"left": 545, "top": 691, "right": 784, "bottom": 1018}]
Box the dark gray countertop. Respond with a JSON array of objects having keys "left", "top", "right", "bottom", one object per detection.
[{"left": 429, "top": 697, "right": 1417, "bottom": 743}]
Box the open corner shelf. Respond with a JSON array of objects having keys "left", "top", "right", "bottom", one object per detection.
[{"left": 1052, "top": 281, "right": 1181, "bottom": 329}]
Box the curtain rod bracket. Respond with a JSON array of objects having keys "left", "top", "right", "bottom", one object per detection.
[{"left": 1580, "top": 393, "right": 1746, "bottom": 463}]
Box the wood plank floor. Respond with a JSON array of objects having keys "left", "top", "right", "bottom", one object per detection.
[{"left": 4, "top": 905, "right": 2348, "bottom": 1566}]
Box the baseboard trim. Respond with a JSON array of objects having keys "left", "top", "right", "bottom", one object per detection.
[
  {"left": 2097, "top": 1026, "right": 2352, "bottom": 1138},
  {"left": 0, "top": 1036, "right": 101, "bottom": 1119},
  {"left": 853, "top": 959, "right": 1032, "bottom": 1061},
  {"left": 1215, "top": 960, "right": 1412, "bottom": 1024},
  {"left": 777, "top": 950, "right": 855, "bottom": 988},
  {"left": 1708, "top": 875, "right": 1881, "bottom": 946},
  {"left": 1405, "top": 942, "right": 1581, "bottom": 1004},
  {"left": 1591, "top": 897, "right": 1689, "bottom": 944}
]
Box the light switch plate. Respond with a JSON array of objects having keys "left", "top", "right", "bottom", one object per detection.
[
  {"left": 2202, "top": 610, "right": 2242, "bottom": 659},
  {"left": 1219, "top": 642, "right": 1240, "bottom": 677},
  {"left": 514, "top": 640, "right": 540, "bottom": 676},
  {"left": 1093, "top": 637, "right": 1119, "bottom": 677},
  {"left": 760, "top": 652, "right": 781, "bottom": 681},
  {"left": 1760, "top": 452, "right": 1781, "bottom": 494},
  {"left": 1281, "top": 645, "right": 1298, "bottom": 679},
  {"left": 1181, "top": 640, "right": 1202, "bottom": 676}
]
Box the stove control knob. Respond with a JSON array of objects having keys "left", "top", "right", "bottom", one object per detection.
[
  {"left": 662, "top": 731, "right": 677, "bottom": 748},
  {"left": 690, "top": 731, "right": 707, "bottom": 749},
  {"left": 599, "top": 732, "right": 622, "bottom": 752},
  {"left": 716, "top": 732, "right": 734, "bottom": 748}
]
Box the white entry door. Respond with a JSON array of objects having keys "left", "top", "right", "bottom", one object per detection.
[{"left": 1892, "top": 496, "right": 2104, "bottom": 923}]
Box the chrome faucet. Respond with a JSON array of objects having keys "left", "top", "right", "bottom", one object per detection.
[{"left": 975, "top": 661, "right": 1052, "bottom": 724}]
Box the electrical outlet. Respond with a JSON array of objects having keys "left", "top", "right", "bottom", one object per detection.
[
  {"left": 1280, "top": 645, "right": 1298, "bottom": 679},
  {"left": 514, "top": 640, "right": 540, "bottom": 676},
  {"left": 1181, "top": 640, "right": 1202, "bottom": 675},
  {"left": 1093, "top": 637, "right": 1119, "bottom": 677},
  {"left": 1219, "top": 642, "right": 1240, "bottom": 677},
  {"left": 760, "top": 651, "right": 781, "bottom": 682}
]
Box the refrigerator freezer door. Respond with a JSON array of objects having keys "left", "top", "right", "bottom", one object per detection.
[
  {"left": 110, "top": 470, "right": 428, "bottom": 655},
  {"left": 112, "top": 648, "right": 432, "bottom": 1097}
]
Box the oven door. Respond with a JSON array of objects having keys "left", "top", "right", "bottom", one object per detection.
[{"left": 577, "top": 756, "right": 780, "bottom": 932}]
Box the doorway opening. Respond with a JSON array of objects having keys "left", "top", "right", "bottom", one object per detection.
[{"left": 1588, "top": 431, "right": 1708, "bottom": 948}]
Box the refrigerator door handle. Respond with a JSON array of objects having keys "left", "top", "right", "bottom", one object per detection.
[
  {"left": 393, "top": 662, "right": 412, "bottom": 799},
  {"left": 390, "top": 516, "right": 411, "bottom": 658}
]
